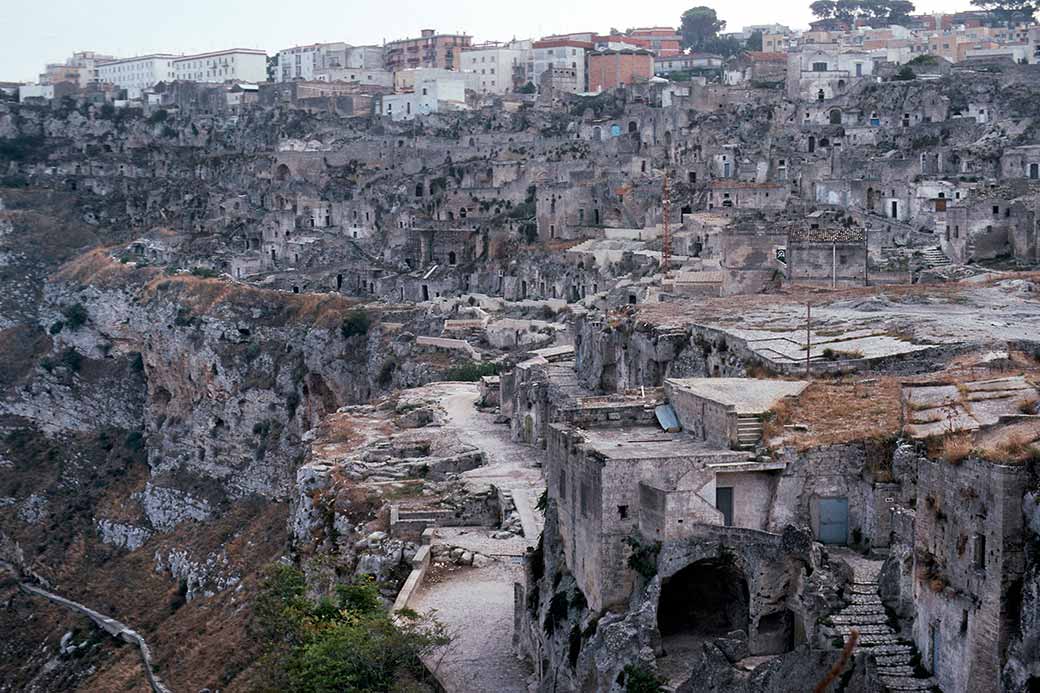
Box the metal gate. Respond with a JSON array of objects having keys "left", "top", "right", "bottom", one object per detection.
[{"left": 818, "top": 497, "right": 849, "bottom": 545}]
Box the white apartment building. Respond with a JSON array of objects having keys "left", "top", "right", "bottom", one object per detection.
[
  {"left": 461, "top": 40, "right": 531, "bottom": 94},
  {"left": 314, "top": 68, "right": 393, "bottom": 87},
  {"left": 381, "top": 78, "right": 467, "bottom": 120},
  {"left": 275, "top": 43, "right": 384, "bottom": 82},
  {"left": 531, "top": 39, "right": 590, "bottom": 93},
  {"left": 172, "top": 49, "right": 267, "bottom": 83},
  {"left": 394, "top": 67, "right": 478, "bottom": 93},
  {"left": 96, "top": 55, "right": 176, "bottom": 95}
]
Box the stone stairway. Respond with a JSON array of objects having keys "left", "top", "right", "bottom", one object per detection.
[
  {"left": 735, "top": 414, "right": 764, "bottom": 449},
  {"left": 830, "top": 552, "right": 940, "bottom": 692},
  {"left": 918, "top": 246, "right": 951, "bottom": 270}
]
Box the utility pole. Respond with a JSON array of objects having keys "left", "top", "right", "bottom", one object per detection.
[
  {"left": 806, "top": 302, "right": 811, "bottom": 379},
  {"left": 662, "top": 172, "right": 671, "bottom": 274}
]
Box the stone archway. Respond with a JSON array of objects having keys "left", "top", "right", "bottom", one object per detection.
[
  {"left": 274, "top": 163, "right": 291, "bottom": 182},
  {"left": 657, "top": 558, "right": 749, "bottom": 646}
]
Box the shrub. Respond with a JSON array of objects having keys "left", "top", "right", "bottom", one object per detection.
[
  {"left": 148, "top": 109, "right": 169, "bottom": 124},
  {"left": 620, "top": 663, "right": 666, "bottom": 693},
  {"left": 443, "top": 361, "right": 499, "bottom": 382},
  {"left": 623, "top": 535, "right": 661, "bottom": 580},
  {"left": 892, "top": 65, "right": 915, "bottom": 81},
  {"left": 62, "top": 303, "right": 89, "bottom": 330},
  {"left": 250, "top": 565, "right": 448, "bottom": 693},
  {"left": 49, "top": 321, "right": 64, "bottom": 335},
  {"left": 61, "top": 348, "right": 83, "bottom": 372},
  {"left": 190, "top": 266, "right": 218, "bottom": 278},
  {"left": 340, "top": 310, "right": 371, "bottom": 339},
  {"left": 377, "top": 359, "right": 397, "bottom": 386}
]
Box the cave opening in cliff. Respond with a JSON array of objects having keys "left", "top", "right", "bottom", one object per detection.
[{"left": 657, "top": 558, "right": 749, "bottom": 639}]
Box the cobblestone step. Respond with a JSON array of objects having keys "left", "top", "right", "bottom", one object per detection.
[
  {"left": 876, "top": 665, "right": 916, "bottom": 676},
  {"left": 851, "top": 633, "right": 902, "bottom": 646},
  {"left": 880, "top": 675, "right": 937, "bottom": 690},
  {"left": 866, "top": 644, "right": 914, "bottom": 656},
  {"left": 850, "top": 583, "right": 879, "bottom": 594},
  {"left": 876, "top": 653, "right": 914, "bottom": 667},
  {"left": 849, "top": 594, "right": 883, "bottom": 605},
  {"left": 831, "top": 614, "right": 889, "bottom": 625},
  {"left": 838, "top": 605, "right": 887, "bottom": 616},
  {"left": 836, "top": 624, "right": 893, "bottom": 636}
]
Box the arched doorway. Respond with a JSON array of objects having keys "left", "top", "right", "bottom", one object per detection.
[
  {"left": 658, "top": 559, "right": 749, "bottom": 659},
  {"left": 829, "top": 108, "right": 842, "bottom": 125},
  {"left": 1030, "top": 163, "right": 1039, "bottom": 180},
  {"left": 866, "top": 187, "right": 876, "bottom": 211},
  {"left": 628, "top": 121, "right": 638, "bottom": 133},
  {"left": 592, "top": 126, "right": 601, "bottom": 141},
  {"left": 274, "top": 163, "right": 290, "bottom": 182},
  {"left": 808, "top": 136, "right": 816, "bottom": 153}
]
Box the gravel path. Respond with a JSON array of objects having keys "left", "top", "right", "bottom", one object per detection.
[
  {"left": 409, "top": 382, "right": 544, "bottom": 692},
  {"left": 412, "top": 560, "right": 532, "bottom": 693}
]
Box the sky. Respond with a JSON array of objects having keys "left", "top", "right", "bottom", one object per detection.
[{"left": 1, "top": 0, "right": 975, "bottom": 82}]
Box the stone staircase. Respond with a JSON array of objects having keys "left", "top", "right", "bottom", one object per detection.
[
  {"left": 830, "top": 552, "right": 940, "bottom": 692},
  {"left": 735, "top": 414, "right": 764, "bottom": 449},
  {"left": 918, "top": 246, "right": 951, "bottom": 270}
]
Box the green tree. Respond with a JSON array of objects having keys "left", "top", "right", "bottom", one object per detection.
[
  {"left": 746, "top": 30, "right": 764, "bottom": 52},
  {"left": 810, "top": 0, "right": 838, "bottom": 17},
  {"left": 251, "top": 565, "right": 449, "bottom": 693},
  {"left": 340, "top": 309, "right": 372, "bottom": 339},
  {"left": 680, "top": 6, "right": 726, "bottom": 51},
  {"left": 971, "top": 0, "right": 1037, "bottom": 24}
]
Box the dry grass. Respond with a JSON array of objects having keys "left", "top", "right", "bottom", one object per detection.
[
  {"left": 975, "top": 433, "right": 1040, "bottom": 464},
  {"left": 141, "top": 274, "right": 358, "bottom": 328},
  {"left": 763, "top": 378, "right": 902, "bottom": 449},
  {"left": 939, "top": 434, "right": 973, "bottom": 464},
  {"left": 53, "top": 247, "right": 156, "bottom": 287}
]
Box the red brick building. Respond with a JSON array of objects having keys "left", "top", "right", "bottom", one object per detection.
[
  {"left": 587, "top": 48, "right": 654, "bottom": 93},
  {"left": 384, "top": 29, "right": 472, "bottom": 72},
  {"left": 628, "top": 27, "right": 682, "bottom": 57}
]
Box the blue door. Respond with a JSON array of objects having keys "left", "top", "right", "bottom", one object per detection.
[{"left": 818, "top": 498, "right": 848, "bottom": 545}]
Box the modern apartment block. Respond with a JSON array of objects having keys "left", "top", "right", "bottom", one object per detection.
[{"left": 384, "top": 29, "right": 472, "bottom": 72}]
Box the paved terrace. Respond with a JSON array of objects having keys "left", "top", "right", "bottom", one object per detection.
[
  {"left": 634, "top": 276, "right": 1040, "bottom": 370},
  {"left": 573, "top": 425, "right": 751, "bottom": 462},
  {"left": 666, "top": 378, "right": 809, "bottom": 414}
]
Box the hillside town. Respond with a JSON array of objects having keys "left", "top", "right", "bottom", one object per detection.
[{"left": 2, "top": 1, "right": 1040, "bottom": 693}]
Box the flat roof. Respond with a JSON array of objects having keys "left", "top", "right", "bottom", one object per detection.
[
  {"left": 667, "top": 378, "right": 809, "bottom": 414},
  {"left": 570, "top": 425, "right": 748, "bottom": 461}
]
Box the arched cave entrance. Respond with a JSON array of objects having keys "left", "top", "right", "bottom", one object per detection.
[
  {"left": 274, "top": 163, "right": 290, "bottom": 182},
  {"left": 658, "top": 558, "right": 749, "bottom": 645}
]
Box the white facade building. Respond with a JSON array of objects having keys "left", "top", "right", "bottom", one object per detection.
[
  {"left": 96, "top": 55, "right": 176, "bottom": 96},
  {"left": 314, "top": 68, "right": 393, "bottom": 87},
  {"left": 381, "top": 78, "right": 468, "bottom": 121},
  {"left": 786, "top": 48, "right": 876, "bottom": 100},
  {"left": 172, "top": 49, "right": 267, "bottom": 83},
  {"left": 97, "top": 49, "right": 267, "bottom": 97},
  {"left": 275, "top": 43, "right": 384, "bottom": 82},
  {"left": 461, "top": 41, "right": 531, "bottom": 94},
  {"left": 531, "top": 40, "right": 589, "bottom": 93},
  {"left": 19, "top": 85, "right": 55, "bottom": 102},
  {"left": 394, "top": 68, "right": 478, "bottom": 93}
]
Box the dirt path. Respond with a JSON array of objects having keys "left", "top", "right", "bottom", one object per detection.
[
  {"left": 412, "top": 561, "right": 531, "bottom": 693},
  {"left": 410, "top": 382, "right": 545, "bottom": 692}
]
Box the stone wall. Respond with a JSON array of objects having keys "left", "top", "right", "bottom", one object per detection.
[{"left": 912, "top": 456, "right": 1028, "bottom": 693}]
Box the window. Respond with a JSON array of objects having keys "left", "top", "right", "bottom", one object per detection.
[
  {"left": 993, "top": 205, "right": 1000, "bottom": 216},
  {"left": 973, "top": 534, "right": 986, "bottom": 571},
  {"left": 617, "top": 505, "right": 629, "bottom": 520},
  {"left": 812, "top": 61, "right": 828, "bottom": 72}
]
